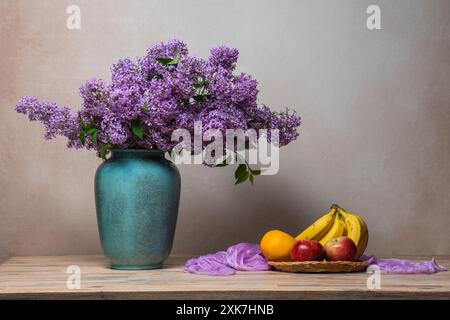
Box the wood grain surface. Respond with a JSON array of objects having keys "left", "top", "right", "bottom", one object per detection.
[{"left": 0, "top": 255, "right": 449, "bottom": 300}]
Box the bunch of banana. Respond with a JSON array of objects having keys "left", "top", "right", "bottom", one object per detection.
[
  {"left": 338, "top": 205, "right": 369, "bottom": 259},
  {"left": 295, "top": 204, "right": 369, "bottom": 258}
]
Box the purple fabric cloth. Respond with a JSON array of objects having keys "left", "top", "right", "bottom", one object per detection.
[
  {"left": 184, "top": 243, "right": 270, "bottom": 276},
  {"left": 184, "top": 251, "right": 235, "bottom": 276},
  {"left": 363, "top": 255, "right": 447, "bottom": 274}
]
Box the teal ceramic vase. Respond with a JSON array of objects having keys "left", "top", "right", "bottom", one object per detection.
[{"left": 94, "top": 149, "right": 181, "bottom": 270}]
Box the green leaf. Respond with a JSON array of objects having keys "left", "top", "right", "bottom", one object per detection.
[
  {"left": 79, "top": 129, "right": 86, "bottom": 145},
  {"left": 78, "top": 117, "right": 99, "bottom": 145},
  {"left": 91, "top": 130, "right": 98, "bottom": 145},
  {"left": 181, "top": 98, "right": 191, "bottom": 106},
  {"left": 194, "top": 77, "right": 208, "bottom": 89},
  {"left": 192, "top": 95, "right": 205, "bottom": 102},
  {"left": 215, "top": 163, "right": 228, "bottom": 167},
  {"left": 155, "top": 57, "right": 173, "bottom": 65},
  {"left": 131, "top": 120, "right": 144, "bottom": 140},
  {"left": 78, "top": 113, "right": 85, "bottom": 126},
  {"left": 167, "top": 54, "right": 181, "bottom": 65},
  {"left": 78, "top": 114, "right": 86, "bottom": 144},
  {"left": 234, "top": 163, "right": 247, "bottom": 179},
  {"left": 251, "top": 169, "right": 261, "bottom": 176},
  {"left": 235, "top": 170, "right": 250, "bottom": 185},
  {"left": 192, "top": 94, "right": 212, "bottom": 103},
  {"left": 84, "top": 127, "right": 98, "bottom": 145},
  {"left": 215, "top": 157, "right": 231, "bottom": 167},
  {"left": 99, "top": 143, "right": 112, "bottom": 160},
  {"left": 142, "top": 103, "right": 149, "bottom": 111},
  {"left": 156, "top": 54, "right": 181, "bottom": 67}
]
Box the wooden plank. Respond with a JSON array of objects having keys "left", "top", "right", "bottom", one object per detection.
[{"left": 0, "top": 255, "right": 449, "bottom": 300}]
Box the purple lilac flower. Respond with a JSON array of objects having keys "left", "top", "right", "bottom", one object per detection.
[
  {"left": 16, "top": 96, "right": 81, "bottom": 148},
  {"left": 15, "top": 39, "right": 301, "bottom": 159},
  {"left": 209, "top": 46, "right": 239, "bottom": 71}
]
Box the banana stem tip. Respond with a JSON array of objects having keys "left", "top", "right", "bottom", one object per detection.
[{"left": 331, "top": 204, "right": 341, "bottom": 210}]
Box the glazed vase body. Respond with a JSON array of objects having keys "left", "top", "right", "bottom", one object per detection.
[{"left": 95, "top": 149, "right": 181, "bottom": 270}]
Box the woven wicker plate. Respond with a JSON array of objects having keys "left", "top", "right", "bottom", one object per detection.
[{"left": 268, "top": 260, "right": 369, "bottom": 273}]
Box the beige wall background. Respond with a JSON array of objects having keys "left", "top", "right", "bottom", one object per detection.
[{"left": 1, "top": 0, "right": 449, "bottom": 263}]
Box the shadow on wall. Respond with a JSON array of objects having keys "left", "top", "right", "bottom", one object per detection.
[{"left": 0, "top": 246, "right": 12, "bottom": 264}]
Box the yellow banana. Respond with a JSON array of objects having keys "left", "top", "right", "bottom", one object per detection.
[
  {"left": 339, "top": 207, "right": 369, "bottom": 258},
  {"left": 295, "top": 207, "right": 336, "bottom": 241},
  {"left": 319, "top": 212, "right": 347, "bottom": 245},
  {"left": 340, "top": 210, "right": 364, "bottom": 258},
  {"left": 355, "top": 214, "right": 369, "bottom": 257}
]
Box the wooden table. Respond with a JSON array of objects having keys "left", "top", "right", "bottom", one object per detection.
[{"left": 0, "top": 255, "right": 448, "bottom": 299}]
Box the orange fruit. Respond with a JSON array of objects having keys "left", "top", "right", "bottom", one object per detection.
[{"left": 260, "top": 230, "right": 296, "bottom": 261}]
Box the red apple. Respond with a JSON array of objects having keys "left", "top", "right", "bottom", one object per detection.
[
  {"left": 290, "top": 240, "right": 325, "bottom": 262},
  {"left": 324, "top": 236, "right": 358, "bottom": 261}
]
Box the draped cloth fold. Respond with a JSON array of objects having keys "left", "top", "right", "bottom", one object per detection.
[
  {"left": 362, "top": 255, "right": 447, "bottom": 274},
  {"left": 184, "top": 243, "right": 270, "bottom": 275}
]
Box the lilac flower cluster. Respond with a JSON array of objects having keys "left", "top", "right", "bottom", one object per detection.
[{"left": 16, "top": 39, "right": 300, "bottom": 158}]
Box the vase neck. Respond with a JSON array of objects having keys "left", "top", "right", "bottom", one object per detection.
[{"left": 111, "top": 149, "right": 165, "bottom": 160}]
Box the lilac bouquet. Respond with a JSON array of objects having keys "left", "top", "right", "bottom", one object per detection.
[{"left": 16, "top": 39, "right": 300, "bottom": 184}]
